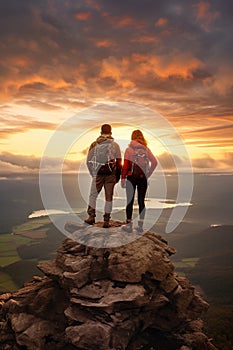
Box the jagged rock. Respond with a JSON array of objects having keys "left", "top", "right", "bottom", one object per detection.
[
  {"left": 13, "top": 316, "right": 56, "bottom": 349},
  {"left": 66, "top": 322, "right": 112, "bottom": 350},
  {"left": 0, "top": 223, "right": 218, "bottom": 350}
]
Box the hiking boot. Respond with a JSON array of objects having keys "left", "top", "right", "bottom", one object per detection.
[
  {"left": 103, "top": 213, "right": 110, "bottom": 228},
  {"left": 121, "top": 221, "right": 133, "bottom": 233},
  {"left": 84, "top": 216, "right": 95, "bottom": 225},
  {"left": 103, "top": 221, "right": 110, "bottom": 228},
  {"left": 136, "top": 221, "right": 144, "bottom": 233}
]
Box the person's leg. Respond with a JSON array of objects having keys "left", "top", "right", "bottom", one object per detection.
[
  {"left": 126, "top": 177, "right": 136, "bottom": 221},
  {"left": 122, "top": 177, "right": 136, "bottom": 233},
  {"left": 136, "top": 177, "right": 148, "bottom": 232},
  {"left": 85, "top": 175, "right": 103, "bottom": 224},
  {"left": 103, "top": 174, "right": 116, "bottom": 227}
]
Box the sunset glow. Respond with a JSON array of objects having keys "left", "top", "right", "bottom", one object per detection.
[{"left": 0, "top": 0, "right": 232, "bottom": 175}]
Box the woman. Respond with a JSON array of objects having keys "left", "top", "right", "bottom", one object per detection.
[{"left": 121, "top": 130, "right": 157, "bottom": 233}]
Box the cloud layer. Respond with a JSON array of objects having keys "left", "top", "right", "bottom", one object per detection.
[
  {"left": 0, "top": 0, "right": 232, "bottom": 171},
  {"left": 1, "top": 0, "right": 232, "bottom": 110}
]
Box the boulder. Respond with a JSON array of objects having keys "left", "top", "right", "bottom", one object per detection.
[{"left": 0, "top": 222, "right": 217, "bottom": 350}]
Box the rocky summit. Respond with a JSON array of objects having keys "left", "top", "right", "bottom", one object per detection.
[{"left": 0, "top": 222, "right": 217, "bottom": 350}]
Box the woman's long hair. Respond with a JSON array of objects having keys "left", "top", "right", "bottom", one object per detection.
[{"left": 131, "top": 130, "right": 147, "bottom": 146}]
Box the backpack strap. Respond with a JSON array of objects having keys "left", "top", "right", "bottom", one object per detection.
[
  {"left": 106, "top": 140, "right": 116, "bottom": 173},
  {"left": 87, "top": 141, "right": 99, "bottom": 174}
]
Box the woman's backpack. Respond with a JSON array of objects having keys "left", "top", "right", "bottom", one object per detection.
[{"left": 131, "top": 147, "right": 149, "bottom": 178}]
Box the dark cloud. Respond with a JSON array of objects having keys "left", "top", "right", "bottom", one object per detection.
[
  {"left": 222, "top": 152, "right": 233, "bottom": 166},
  {"left": 18, "top": 82, "right": 49, "bottom": 93},
  {"left": 192, "top": 152, "right": 233, "bottom": 169},
  {"left": 158, "top": 152, "right": 189, "bottom": 169},
  {"left": 0, "top": 0, "right": 232, "bottom": 126},
  {"left": 192, "top": 155, "right": 217, "bottom": 169},
  {"left": 183, "top": 123, "right": 233, "bottom": 134},
  {"left": 0, "top": 151, "right": 80, "bottom": 175},
  {"left": 0, "top": 152, "right": 40, "bottom": 169}
]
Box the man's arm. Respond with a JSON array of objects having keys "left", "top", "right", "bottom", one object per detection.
[
  {"left": 86, "top": 142, "right": 96, "bottom": 176},
  {"left": 114, "top": 142, "right": 122, "bottom": 182}
]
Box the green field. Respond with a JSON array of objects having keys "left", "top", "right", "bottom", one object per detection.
[
  {"left": 0, "top": 271, "right": 19, "bottom": 293},
  {"left": 0, "top": 234, "right": 33, "bottom": 267},
  {"left": 173, "top": 257, "right": 199, "bottom": 269},
  {"left": 0, "top": 218, "right": 55, "bottom": 292},
  {"left": 0, "top": 233, "right": 35, "bottom": 292},
  {"left": 12, "top": 218, "right": 51, "bottom": 234}
]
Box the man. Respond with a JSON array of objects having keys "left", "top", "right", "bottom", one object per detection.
[{"left": 85, "top": 124, "right": 122, "bottom": 228}]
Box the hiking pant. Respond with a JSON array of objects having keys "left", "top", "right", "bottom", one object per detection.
[
  {"left": 87, "top": 174, "right": 116, "bottom": 217},
  {"left": 126, "top": 176, "right": 148, "bottom": 221}
]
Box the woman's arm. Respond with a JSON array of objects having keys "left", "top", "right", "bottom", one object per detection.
[
  {"left": 147, "top": 148, "right": 157, "bottom": 177},
  {"left": 121, "top": 148, "right": 133, "bottom": 180}
]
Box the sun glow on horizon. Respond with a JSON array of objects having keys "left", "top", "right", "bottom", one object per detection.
[{"left": 0, "top": 94, "right": 232, "bottom": 176}]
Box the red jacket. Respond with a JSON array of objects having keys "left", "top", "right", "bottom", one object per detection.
[{"left": 121, "top": 139, "right": 157, "bottom": 180}]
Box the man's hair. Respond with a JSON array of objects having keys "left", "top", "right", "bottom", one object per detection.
[{"left": 101, "top": 124, "right": 112, "bottom": 134}]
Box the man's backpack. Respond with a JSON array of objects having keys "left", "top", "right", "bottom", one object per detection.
[
  {"left": 131, "top": 147, "right": 149, "bottom": 178},
  {"left": 90, "top": 140, "right": 116, "bottom": 175}
]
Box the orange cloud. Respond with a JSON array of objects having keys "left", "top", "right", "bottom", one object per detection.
[
  {"left": 117, "top": 16, "right": 144, "bottom": 29},
  {"left": 155, "top": 17, "right": 168, "bottom": 27},
  {"left": 0, "top": 116, "right": 57, "bottom": 139},
  {"left": 105, "top": 15, "right": 144, "bottom": 29},
  {"left": 101, "top": 12, "right": 109, "bottom": 17},
  {"left": 182, "top": 123, "right": 233, "bottom": 144},
  {"left": 131, "top": 35, "right": 157, "bottom": 43},
  {"left": 99, "top": 57, "right": 135, "bottom": 91},
  {"left": 130, "top": 53, "right": 203, "bottom": 79},
  {"left": 74, "top": 12, "right": 91, "bottom": 21},
  {"left": 212, "top": 65, "right": 233, "bottom": 94},
  {"left": 95, "top": 39, "right": 112, "bottom": 47},
  {"left": 11, "top": 56, "right": 32, "bottom": 67},
  {"left": 158, "top": 57, "right": 202, "bottom": 79},
  {"left": 117, "top": 16, "right": 134, "bottom": 27},
  {"left": 99, "top": 57, "right": 122, "bottom": 80},
  {"left": 193, "top": 2, "right": 219, "bottom": 32},
  {"left": 1, "top": 73, "right": 70, "bottom": 103},
  {"left": 98, "top": 52, "right": 203, "bottom": 94}
]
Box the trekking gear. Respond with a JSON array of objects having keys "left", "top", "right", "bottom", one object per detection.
[
  {"left": 131, "top": 147, "right": 149, "bottom": 178},
  {"left": 103, "top": 213, "right": 110, "bottom": 228},
  {"left": 136, "top": 220, "right": 144, "bottom": 233},
  {"left": 103, "top": 213, "right": 111, "bottom": 220},
  {"left": 121, "top": 220, "right": 133, "bottom": 233},
  {"left": 103, "top": 221, "right": 110, "bottom": 228},
  {"left": 87, "top": 205, "right": 96, "bottom": 217},
  {"left": 84, "top": 216, "right": 95, "bottom": 225},
  {"left": 89, "top": 140, "right": 116, "bottom": 175}
]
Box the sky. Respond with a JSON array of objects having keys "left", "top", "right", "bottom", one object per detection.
[{"left": 0, "top": 0, "right": 233, "bottom": 176}]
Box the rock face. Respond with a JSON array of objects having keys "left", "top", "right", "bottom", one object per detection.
[{"left": 0, "top": 223, "right": 217, "bottom": 350}]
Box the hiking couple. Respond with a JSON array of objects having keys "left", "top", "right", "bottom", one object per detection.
[{"left": 85, "top": 124, "right": 157, "bottom": 232}]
